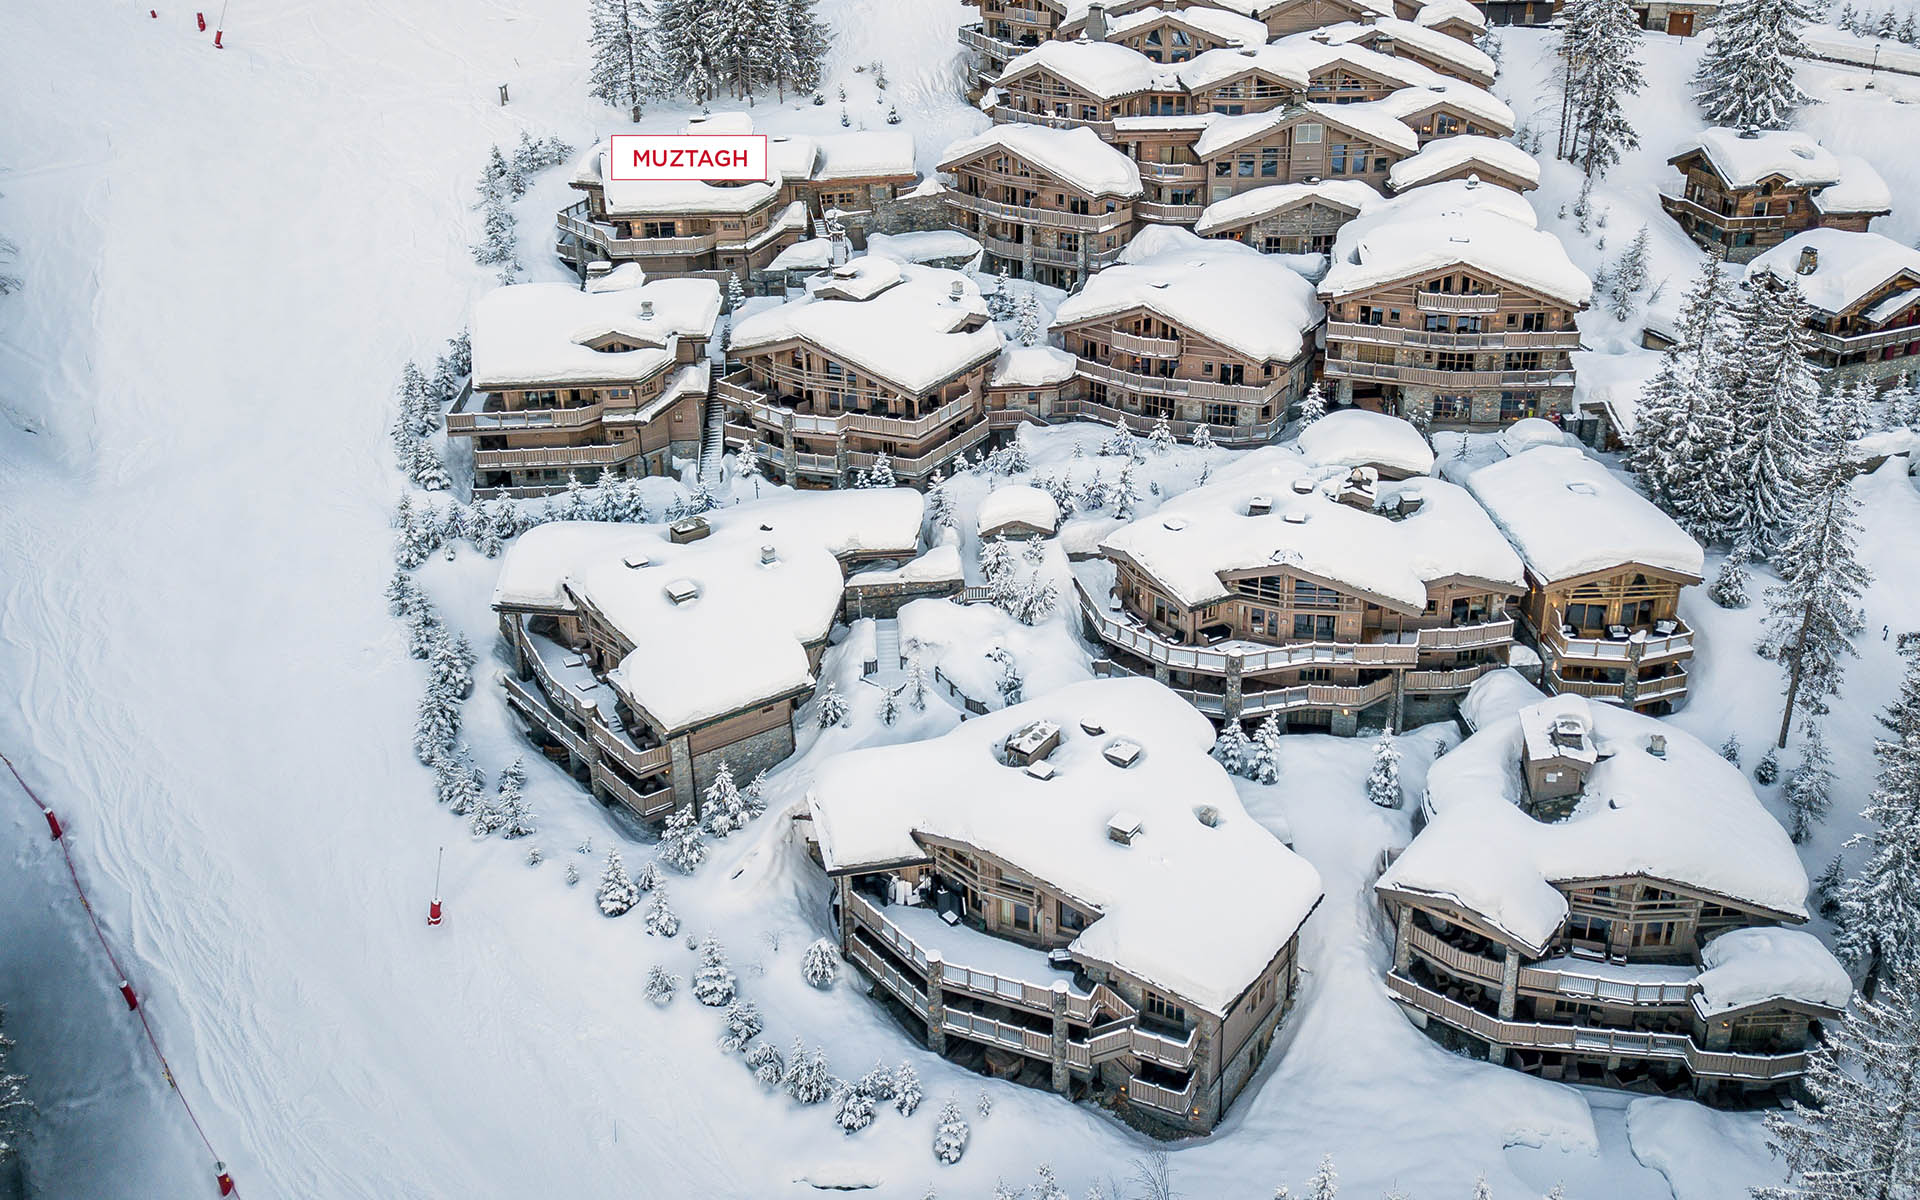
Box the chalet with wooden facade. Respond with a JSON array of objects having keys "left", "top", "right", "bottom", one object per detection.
[
  {"left": 940, "top": 124, "right": 1144, "bottom": 287},
  {"left": 1467, "top": 446, "right": 1703, "bottom": 713},
  {"left": 1659, "top": 128, "right": 1892, "bottom": 263},
  {"left": 556, "top": 116, "right": 918, "bottom": 283},
  {"left": 1745, "top": 229, "right": 1920, "bottom": 386},
  {"left": 721, "top": 259, "right": 1002, "bottom": 488},
  {"left": 807, "top": 677, "right": 1325, "bottom": 1132},
  {"left": 1194, "top": 102, "right": 1419, "bottom": 200},
  {"left": 490, "top": 491, "right": 927, "bottom": 820},
  {"left": 1377, "top": 686, "right": 1849, "bottom": 1099},
  {"left": 1386, "top": 134, "right": 1540, "bottom": 194},
  {"left": 1099, "top": 4, "right": 1270, "bottom": 58},
  {"left": 450, "top": 267, "right": 721, "bottom": 498},
  {"left": 1320, "top": 180, "right": 1589, "bottom": 429},
  {"left": 1297, "top": 18, "right": 1498, "bottom": 88},
  {"left": 1049, "top": 229, "right": 1323, "bottom": 445},
  {"left": 1080, "top": 440, "right": 1524, "bottom": 733},
  {"left": 1194, "top": 178, "right": 1382, "bottom": 253}
]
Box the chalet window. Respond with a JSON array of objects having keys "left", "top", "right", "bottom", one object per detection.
[
  {"left": 1433, "top": 395, "right": 1469, "bottom": 422},
  {"left": 1204, "top": 402, "right": 1238, "bottom": 426},
  {"left": 1294, "top": 614, "right": 1337, "bottom": 639},
  {"left": 1435, "top": 113, "right": 1460, "bottom": 135},
  {"left": 1509, "top": 311, "right": 1546, "bottom": 331},
  {"left": 1238, "top": 154, "right": 1256, "bottom": 177},
  {"left": 1329, "top": 143, "right": 1349, "bottom": 174},
  {"left": 1215, "top": 161, "right": 1234, "bottom": 177},
  {"left": 1566, "top": 914, "right": 1610, "bottom": 943},
  {"left": 1424, "top": 315, "right": 1449, "bottom": 332},
  {"left": 1300, "top": 668, "right": 1332, "bottom": 682},
  {"left": 1358, "top": 305, "right": 1387, "bottom": 326},
  {"left": 1262, "top": 236, "right": 1291, "bottom": 254},
  {"left": 1434, "top": 351, "right": 1475, "bottom": 372},
  {"left": 1506, "top": 351, "right": 1542, "bottom": 371},
  {"left": 1144, "top": 991, "right": 1188, "bottom": 1027},
  {"left": 1455, "top": 317, "right": 1483, "bottom": 333},
  {"left": 1261, "top": 148, "right": 1280, "bottom": 177},
  {"left": 525, "top": 390, "right": 558, "bottom": 405},
  {"left": 1297, "top": 122, "right": 1323, "bottom": 142},
  {"left": 640, "top": 221, "right": 677, "bottom": 238},
  {"left": 1221, "top": 364, "right": 1246, "bottom": 385},
  {"left": 1065, "top": 196, "right": 1090, "bottom": 215},
  {"left": 1565, "top": 602, "right": 1607, "bottom": 629},
  {"left": 1058, "top": 232, "right": 1081, "bottom": 252},
  {"left": 1293, "top": 580, "right": 1341, "bottom": 608}
]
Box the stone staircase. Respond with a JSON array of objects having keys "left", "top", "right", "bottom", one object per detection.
[{"left": 873, "top": 619, "right": 902, "bottom": 673}]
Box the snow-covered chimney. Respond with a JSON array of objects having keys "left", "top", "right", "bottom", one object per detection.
[
  {"left": 1647, "top": 733, "right": 1668, "bottom": 758},
  {"left": 640, "top": 299, "right": 656, "bottom": 320},
  {"left": 1797, "top": 246, "right": 1820, "bottom": 276},
  {"left": 1084, "top": 1, "right": 1109, "bottom": 41},
  {"left": 761, "top": 544, "right": 778, "bottom": 564},
  {"left": 950, "top": 280, "right": 965, "bottom": 301}
]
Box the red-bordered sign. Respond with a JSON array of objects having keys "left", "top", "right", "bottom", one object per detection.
[{"left": 609, "top": 134, "right": 771, "bottom": 182}]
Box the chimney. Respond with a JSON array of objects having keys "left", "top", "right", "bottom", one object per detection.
[
  {"left": 950, "top": 280, "right": 965, "bottom": 300},
  {"left": 1647, "top": 733, "right": 1668, "bottom": 759},
  {"left": 1797, "top": 245, "right": 1819, "bottom": 276},
  {"left": 761, "top": 544, "right": 778, "bottom": 564},
  {"left": 640, "top": 299, "right": 656, "bottom": 319},
  {"left": 1085, "top": 0, "right": 1108, "bottom": 40}
]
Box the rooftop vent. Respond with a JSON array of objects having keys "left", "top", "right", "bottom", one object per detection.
[
  {"left": 640, "top": 299, "right": 655, "bottom": 320},
  {"left": 1194, "top": 804, "right": 1221, "bottom": 828},
  {"left": 1103, "top": 739, "right": 1143, "bottom": 768},
  {"left": 1738, "top": 126, "right": 1764, "bottom": 139},
  {"left": 1565, "top": 481, "right": 1598, "bottom": 496},
  {"left": 1289, "top": 478, "right": 1314, "bottom": 494},
  {"left": 1078, "top": 718, "right": 1106, "bottom": 736},
  {"left": 1396, "top": 491, "right": 1425, "bottom": 518},
  {"left": 1647, "top": 733, "right": 1668, "bottom": 759},
  {"left": 622, "top": 554, "right": 652, "bottom": 570},
  {"left": 1025, "top": 760, "right": 1058, "bottom": 781},
  {"left": 1106, "top": 811, "right": 1144, "bottom": 845},
  {"left": 1005, "top": 720, "right": 1062, "bottom": 767},
  {"left": 664, "top": 578, "right": 701, "bottom": 605},
  {"left": 1282, "top": 510, "right": 1310, "bottom": 524},
  {"left": 1161, "top": 517, "right": 1187, "bottom": 531},
  {"left": 1464, "top": 173, "right": 1481, "bottom": 189},
  {"left": 832, "top": 264, "right": 858, "bottom": 278},
  {"left": 760, "top": 544, "right": 778, "bottom": 565},
  {"left": 1150, "top": 280, "right": 1171, "bottom": 288},
  {"left": 759, "top": 523, "right": 774, "bottom": 532},
  {"left": 1798, "top": 245, "right": 1820, "bottom": 276},
  {"left": 950, "top": 280, "right": 965, "bottom": 300},
  {"left": 1248, "top": 493, "right": 1273, "bottom": 516},
  {"left": 669, "top": 516, "right": 712, "bottom": 544},
  {"left": 1549, "top": 713, "right": 1588, "bottom": 748}
]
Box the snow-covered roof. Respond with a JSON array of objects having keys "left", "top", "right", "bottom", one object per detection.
[
  {"left": 1295, "top": 409, "right": 1436, "bottom": 476},
  {"left": 492, "top": 492, "right": 924, "bottom": 731},
  {"left": 812, "top": 131, "right": 917, "bottom": 181},
  {"left": 1321, "top": 179, "right": 1588, "bottom": 307},
  {"left": 989, "top": 344, "right": 1080, "bottom": 388},
  {"left": 1263, "top": 28, "right": 1453, "bottom": 90},
  {"left": 1193, "top": 178, "right": 1382, "bottom": 236},
  {"left": 470, "top": 275, "right": 721, "bottom": 390},
  {"left": 1371, "top": 81, "right": 1516, "bottom": 135},
  {"left": 582, "top": 121, "right": 810, "bottom": 216},
  {"left": 1104, "top": 4, "right": 1270, "bottom": 47},
  {"left": 808, "top": 677, "right": 1323, "bottom": 1015},
  {"left": 1051, "top": 228, "right": 1323, "bottom": 362},
  {"left": 1457, "top": 667, "right": 1546, "bottom": 731},
  {"left": 938, "top": 124, "right": 1143, "bottom": 198},
  {"left": 1810, "top": 153, "right": 1893, "bottom": 216},
  {"left": 1466, "top": 446, "right": 1704, "bottom": 583},
  {"left": 1496, "top": 416, "right": 1570, "bottom": 456},
  {"left": 1378, "top": 695, "right": 1812, "bottom": 955},
  {"left": 1195, "top": 101, "right": 1419, "bottom": 160},
  {"left": 977, "top": 485, "right": 1062, "bottom": 537},
  {"left": 1099, "top": 445, "right": 1523, "bottom": 609},
  {"left": 847, "top": 543, "right": 965, "bottom": 587},
  {"left": 767, "top": 239, "right": 834, "bottom": 271},
  {"left": 730, "top": 261, "right": 1002, "bottom": 393},
  {"left": 864, "top": 230, "right": 983, "bottom": 265},
  {"left": 1415, "top": 0, "right": 1489, "bottom": 33},
  {"left": 1670, "top": 127, "right": 1844, "bottom": 190},
  {"left": 997, "top": 38, "right": 1171, "bottom": 98},
  {"left": 1312, "top": 18, "right": 1498, "bottom": 81},
  {"left": 1387, "top": 135, "right": 1539, "bottom": 192},
  {"left": 1746, "top": 229, "right": 1920, "bottom": 318},
  {"left": 1175, "top": 43, "right": 1316, "bottom": 93},
  {"left": 1692, "top": 928, "right": 1850, "bottom": 1019}
]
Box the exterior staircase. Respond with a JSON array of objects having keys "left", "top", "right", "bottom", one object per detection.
[
  {"left": 874, "top": 618, "right": 902, "bottom": 673},
  {"left": 697, "top": 396, "right": 725, "bottom": 487}
]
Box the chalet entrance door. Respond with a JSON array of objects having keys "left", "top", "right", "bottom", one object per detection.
[{"left": 1666, "top": 11, "right": 1694, "bottom": 34}]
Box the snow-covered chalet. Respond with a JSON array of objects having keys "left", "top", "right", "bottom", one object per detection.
[
  {"left": 1745, "top": 229, "right": 1920, "bottom": 387},
  {"left": 1660, "top": 128, "right": 1892, "bottom": 263}
]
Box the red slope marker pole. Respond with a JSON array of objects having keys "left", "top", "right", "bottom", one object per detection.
[
  {"left": 427, "top": 847, "right": 444, "bottom": 927},
  {"left": 217, "top": 1162, "right": 235, "bottom": 1195},
  {"left": 41, "top": 805, "right": 62, "bottom": 840},
  {"left": 197, "top": 12, "right": 205, "bottom": 29}
]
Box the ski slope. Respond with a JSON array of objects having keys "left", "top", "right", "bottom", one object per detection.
[{"left": 2, "top": 4, "right": 1918, "bottom": 1199}]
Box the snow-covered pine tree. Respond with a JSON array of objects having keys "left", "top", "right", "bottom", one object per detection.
[
  {"left": 802, "top": 937, "right": 839, "bottom": 987},
  {"left": 1783, "top": 724, "right": 1832, "bottom": 844},
  {"left": 1148, "top": 415, "right": 1177, "bottom": 456},
  {"left": 634, "top": 859, "right": 659, "bottom": 893},
  {"left": 893, "top": 1062, "right": 923, "bottom": 1115},
  {"left": 1726, "top": 274, "right": 1821, "bottom": 557},
  {"left": 414, "top": 686, "right": 461, "bottom": 765},
  {"left": 1470, "top": 1176, "right": 1493, "bottom": 1200},
  {"left": 1366, "top": 733, "right": 1402, "bottom": 808},
  {"left": 1759, "top": 442, "right": 1870, "bottom": 747},
  {"left": 816, "top": 680, "right": 850, "bottom": 728},
  {"left": 986, "top": 268, "right": 1015, "bottom": 321},
  {"left": 653, "top": 0, "right": 720, "bottom": 103},
  {"left": 1016, "top": 575, "right": 1058, "bottom": 626},
  {"left": 988, "top": 646, "right": 1023, "bottom": 706},
  {"left": 588, "top": 0, "right": 653, "bottom": 122},
  {"left": 1556, "top": 0, "right": 1645, "bottom": 176},
  {"left": 926, "top": 473, "right": 956, "bottom": 533},
  {"left": 433, "top": 747, "right": 486, "bottom": 813},
  {"left": 1101, "top": 415, "right": 1135, "bottom": 458},
  {"left": 1079, "top": 470, "right": 1109, "bottom": 512},
  {"left": 659, "top": 803, "right": 710, "bottom": 873},
  {"left": 1112, "top": 460, "right": 1141, "bottom": 520},
  {"left": 643, "top": 883, "right": 681, "bottom": 936},
  {"left": 1304, "top": 1155, "right": 1338, "bottom": 1200},
  {"left": 878, "top": 686, "right": 901, "bottom": 726},
  {"left": 746, "top": 1040, "right": 785, "bottom": 1087},
  {"left": 1250, "top": 714, "right": 1283, "bottom": 785},
  {"left": 473, "top": 193, "right": 521, "bottom": 280},
  {"left": 835, "top": 1084, "right": 877, "bottom": 1135},
  {"left": 1032, "top": 1165, "right": 1070, "bottom": 1200},
  {"left": 408, "top": 438, "right": 452, "bottom": 492},
  {"left": 785, "top": 1040, "right": 832, "bottom": 1105},
  {"left": 1297, "top": 381, "right": 1327, "bottom": 425},
  {"left": 1709, "top": 542, "right": 1751, "bottom": 608},
  {"left": 1192, "top": 421, "right": 1216, "bottom": 451},
  {"left": 1756, "top": 745, "right": 1781, "bottom": 785},
  {"left": 1691, "top": 0, "right": 1820, "bottom": 128},
  {"left": 692, "top": 937, "right": 737, "bottom": 1006},
  {"left": 644, "top": 964, "right": 681, "bottom": 1005},
  {"left": 719, "top": 998, "right": 763, "bottom": 1052},
  {"left": 1014, "top": 291, "right": 1043, "bottom": 347},
  {"left": 702, "top": 761, "right": 743, "bottom": 837},
  {"left": 869, "top": 451, "right": 896, "bottom": 488},
  {"left": 780, "top": 0, "right": 831, "bottom": 95},
  {"left": 1754, "top": 962, "right": 1918, "bottom": 1200},
  {"left": 1836, "top": 647, "right": 1920, "bottom": 996},
  {"left": 597, "top": 849, "right": 641, "bottom": 916},
  {"left": 1719, "top": 730, "right": 1743, "bottom": 765},
  {"left": 1633, "top": 251, "right": 1741, "bottom": 540},
  {"left": 1214, "top": 720, "right": 1253, "bottom": 777},
  {"left": 1608, "top": 226, "right": 1651, "bottom": 318},
  {"left": 932, "top": 1100, "right": 970, "bottom": 1164}
]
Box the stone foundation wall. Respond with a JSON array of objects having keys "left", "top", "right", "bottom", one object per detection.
[{"left": 689, "top": 720, "right": 795, "bottom": 807}]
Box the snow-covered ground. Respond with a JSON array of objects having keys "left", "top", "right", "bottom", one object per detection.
[{"left": 3, "top": 4, "right": 1918, "bottom": 1199}]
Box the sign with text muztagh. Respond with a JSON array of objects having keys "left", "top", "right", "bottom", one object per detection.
[{"left": 608, "top": 134, "right": 771, "bottom": 182}]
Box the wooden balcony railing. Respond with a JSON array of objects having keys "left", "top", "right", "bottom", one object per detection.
[
  {"left": 1413, "top": 291, "right": 1502, "bottom": 314},
  {"left": 986, "top": 106, "right": 1119, "bottom": 141},
  {"left": 1076, "top": 356, "right": 1282, "bottom": 404},
  {"left": 447, "top": 401, "right": 608, "bottom": 436},
  {"left": 1046, "top": 397, "right": 1284, "bottom": 445},
  {"left": 721, "top": 374, "right": 980, "bottom": 442},
  {"left": 1326, "top": 321, "right": 1581, "bottom": 353},
  {"left": 1404, "top": 663, "right": 1497, "bottom": 692},
  {"left": 1413, "top": 617, "right": 1515, "bottom": 650},
  {"left": 1541, "top": 620, "right": 1693, "bottom": 664},
  {"left": 1656, "top": 191, "right": 1791, "bottom": 230},
  {"left": 557, "top": 201, "right": 720, "bottom": 256},
  {"left": 1105, "top": 329, "right": 1183, "bottom": 359},
  {"left": 1323, "top": 359, "right": 1566, "bottom": 390},
  {"left": 1547, "top": 668, "right": 1690, "bottom": 704},
  {"left": 1133, "top": 200, "right": 1206, "bottom": 224},
  {"left": 501, "top": 673, "right": 592, "bottom": 761},
  {"left": 1077, "top": 579, "right": 1421, "bottom": 674},
  {"left": 1126, "top": 1073, "right": 1200, "bottom": 1117},
  {"left": 947, "top": 189, "right": 1130, "bottom": 233},
  {"left": 847, "top": 935, "right": 931, "bottom": 1018},
  {"left": 473, "top": 441, "right": 642, "bottom": 470}
]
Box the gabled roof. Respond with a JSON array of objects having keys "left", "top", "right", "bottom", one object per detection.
[
  {"left": 1174, "top": 42, "right": 1315, "bottom": 92},
  {"left": 1194, "top": 178, "right": 1383, "bottom": 235},
  {"left": 1746, "top": 228, "right": 1920, "bottom": 318},
  {"left": 1668, "top": 127, "right": 1843, "bottom": 189},
  {"left": 1104, "top": 4, "right": 1270, "bottom": 48},
  {"left": 1386, "top": 134, "right": 1540, "bottom": 192},
  {"left": 1305, "top": 17, "right": 1498, "bottom": 83},
  {"left": 1052, "top": 228, "right": 1323, "bottom": 362},
  {"left": 471, "top": 271, "right": 721, "bottom": 390},
  {"left": 997, "top": 39, "right": 1171, "bottom": 99},
  {"left": 938, "top": 123, "right": 1144, "bottom": 198},
  {"left": 1465, "top": 446, "right": 1704, "bottom": 583},
  {"left": 1370, "top": 81, "right": 1516, "bottom": 135},
  {"left": 1414, "top": 0, "right": 1489, "bottom": 35},
  {"left": 1194, "top": 100, "right": 1418, "bottom": 159}
]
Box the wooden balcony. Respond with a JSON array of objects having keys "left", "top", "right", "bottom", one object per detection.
[
  {"left": 556, "top": 201, "right": 719, "bottom": 258},
  {"left": 1136, "top": 161, "right": 1204, "bottom": 182},
  {"left": 986, "top": 106, "right": 1118, "bottom": 141},
  {"left": 1126, "top": 1074, "right": 1200, "bottom": 1118},
  {"left": 1076, "top": 356, "right": 1282, "bottom": 404},
  {"left": 1547, "top": 667, "right": 1690, "bottom": 705},
  {"left": 1809, "top": 323, "right": 1920, "bottom": 356},
  {"left": 1387, "top": 973, "right": 1807, "bottom": 1082},
  {"left": 844, "top": 422, "right": 993, "bottom": 479},
  {"left": 448, "top": 400, "right": 608, "bottom": 436},
  {"left": 1403, "top": 663, "right": 1497, "bottom": 692},
  {"left": 1105, "top": 329, "right": 1182, "bottom": 358},
  {"left": 1237, "top": 676, "right": 1396, "bottom": 718},
  {"left": 719, "top": 373, "right": 979, "bottom": 441},
  {"left": 1049, "top": 397, "right": 1284, "bottom": 445},
  {"left": 1133, "top": 200, "right": 1206, "bottom": 224},
  {"left": 1541, "top": 620, "right": 1693, "bottom": 665},
  {"left": 1404, "top": 924, "right": 1693, "bottom": 1006},
  {"left": 947, "top": 189, "right": 1130, "bottom": 233},
  {"left": 1323, "top": 358, "right": 1567, "bottom": 391},
  {"left": 473, "top": 441, "right": 642, "bottom": 471},
  {"left": 1656, "top": 191, "right": 1790, "bottom": 231},
  {"left": 1413, "top": 291, "right": 1502, "bottom": 314},
  {"left": 1327, "top": 320, "right": 1581, "bottom": 353},
  {"left": 847, "top": 934, "right": 931, "bottom": 1019},
  {"left": 1413, "top": 617, "right": 1515, "bottom": 650},
  {"left": 590, "top": 760, "right": 677, "bottom": 820}
]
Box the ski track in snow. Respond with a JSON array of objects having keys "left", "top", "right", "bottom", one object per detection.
[{"left": 1, "top": 5, "right": 1916, "bottom": 1198}]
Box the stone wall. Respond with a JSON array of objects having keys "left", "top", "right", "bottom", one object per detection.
[{"left": 689, "top": 720, "right": 795, "bottom": 808}]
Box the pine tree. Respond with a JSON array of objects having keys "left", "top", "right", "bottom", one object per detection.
[
  {"left": 433, "top": 747, "right": 485, "bottom": 813},
  {"left": 1783, "top": 724, "right": 1833, "bottom": 844},
  {"left": 1305, "top": 1155, "right": 1339, "bottom": 1200},
  {"left": 1726, "top": 276, "right": 1822, "bottom": 557},
  {"left": 597, "top": 849, "right": 641, "bottom": 916},
  {"left": 1837, "top": 648, "right": 1920, "bottom": 996},
  {"left": 803, "top": 937, "right": 839, "bottom": 988},
  {"left": 1759, "top": 444, "right": 1870, "bottom": 747},
  {"left": 659, "top": 803, "right": 710, "bottom": 873},
  {"left": 927, "top": 473, "right": 956, "bottom": 532},
  {"left": 781, "top": 0, "right": 830, "bottom": 95},
  {"left": 1215, "top": 720, "right": 1253, "bottom": 777},
  {"left": 1112, "top": 460, "right": 1141, "bottom": 520},
  {"left": 816, "top": 681, "right": 850, "bottom": 728},
  {"left": 988, "top": 646, "right": 1023, "bottom": 706},
  {"left": 702, "top": 761, "right": 744, "bottom": 837},
  {"left": 746, "top": 1040, "right": 785, "bottom": 1087},
  {"left": 1148, "top": 415, "right": 1177, "bottom": 456},
  {"left": 1250, "top": 714, "right": 1283, "bottom": 785},
  {"left": 1710, "top": 542, "right": 1752, "bottom": 608},
  {"left": 1755, "top": 962, "right": 1918, "bottom": 1200},
  {"left": 643, "top": 883, "right": 681, "bottom": 937},
  {"left": 784, "top": 1040, "right": 832, "bottom": 1105},
  {"left": 1557, "top": 0, "right": 1646, "bottom": 177},
  {"left": 1367, "top": 733, "right": 1402, "bottom": 808},
  {"left": 878, "top": 686, "right": 901, "bottom": 726},
  {"left": 893, "top": 1062, "right": 923, "bottom": 1115},
  {"left": 634, "top": 858, "right": 660, "bottom": 893},
  {"left": 1014, "top": 291, "right": 1043, "bottom": 347},
  {"left": 588, "top": 0, "right": 653, "bottom": 121},
  {"left": 1297, "top": 381, "right": 1327, "bottom": 425},
  {"left": 870, "top": 451, "right": 896, "bottom": 488},
  {"left": 1101, "top": 415, "right": 1136, "bottom": 458},
  {"left": 1033, "top": 1165, "right": 1070, "bottom": 1200},
  {"left": 987, "top": 268, "right": 1015, "bottom": 321},
  {"left": 1720, "top": 731, "right": 1743, "bottom": 765},
  {"left": 644, "top": 964, "right": 681, "bottom": 1005},
  {"left": 414, "top": 688, "right": 461, "bottom": 765},
  {"left": 1691, "top": 0, "right": 1820, "bottom": 128},
  {"left": 654, "top": 0, "right": 720, "bottom": 103},
  {"left": 1192, "top": 421, "right": 1216, "bottom": 450},
  {"left": 1608, "top": 226, "right": 1651, "bottom": 318},
  {"left": 692, "top": 937, "right": 737, "bottom": 1006},
  {"left": 1756, "top": 746, "right": 1782, "bottom": 785},
  {"left": 719, "top": 998, "right": 763, "bottom": 1052},
  {"left": 932, "top": 1099, "right": 970, "bottom": 1164}
]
